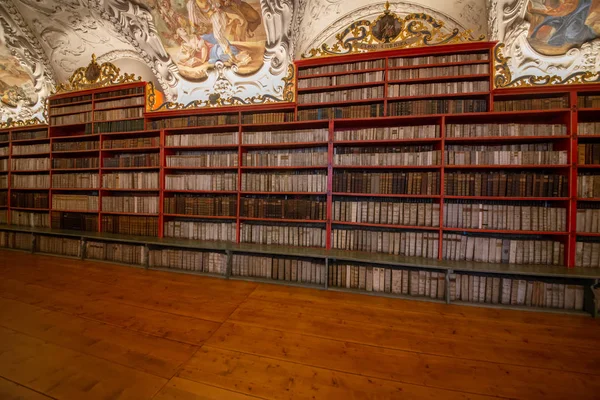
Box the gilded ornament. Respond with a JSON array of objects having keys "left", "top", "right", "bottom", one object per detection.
[
  {"left": 0, "top": 117, "right": 43, "bottom": 129},
  {"left": 54, "top": 54, "right": 142, "bottom": 93},
  {"left": 301, "top": 2, "right": 486, "bottom": 59}
]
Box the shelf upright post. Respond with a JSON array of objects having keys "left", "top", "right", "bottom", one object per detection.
[
  {"left": 439, "top": 116, "right": 445, "bottom": 260},
  {"left": 6, "top": 130, "right": 11, "bottom": 225},
  {"left": 568, "top": 90, "right": 579, "bottom": 268},
  {"left": 237, "top": 118, "right": 243, "bottom": 244},
  {"left": 445, "top": 269, "right": 452, "bottom": 304},
  {"left": 326, "top": 119, "right": 334, "bottom": 250},
  {"left": 159, "top": 128, "right": 165, "bottom": 238}
]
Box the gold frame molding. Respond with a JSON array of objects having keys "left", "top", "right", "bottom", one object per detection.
[
  {"left": 494, "top": 43, "right": 600, "bottom": 88},
  {"left": 54, "top": 54, "right": 141, "bottom": 94},
  {"left": 0, "top": 117, "right": 44, "bottom": 129},
  {"left": 302, "top": 2, "right": 485, "bottom": 59}
]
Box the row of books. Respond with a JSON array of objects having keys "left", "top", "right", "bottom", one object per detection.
[
  {"left": 164, "top": 195, "right": 236, "bottom": 216},
  {"left": 102, "top": 172, "right": 159, "bottom": 189},
  {"left": 298, "top": 71, "right": 384, "bottom": 88},
  {"left": 102, "top": 215, "right": 158, "bottom": 236},
  {"left": 0, "top": 133, "right": 7, "bottom": 142},
  {"left": 389, "top": 53, "right": 488, "bottom": 67},
  {"left": 0, "top": 147, "right": 8, "bottom": 156},
  {"left": 94, "top": 107, "right": 144, "bottom": 122},
  {"left": 446, "top": 123, "right": 567, "bottom": 138},
  {"left": 232, "top": 254, "right": 326, "bottom": 285},
  {"left": 49, "top": 94, "right": 91, "bottom": 106},
  {"left": 242, "top": 129, "right": 327, "bottom": 144},
  {"left": 36, "top": 236, "right": 81, "bottom": 258},
  {"left": 241, "top": 223, "right": 326, "bottom": 247},
  {"left": 104, "top": 136, "right": 158, "bottom": 149},
  {"left": 244, "top": 148, "right": 327, "bottom": 167},
  {"left": 49, "top": 103, "right": 92, "bottom": 116},
  {"left": 577, "top": 175, "right": 600, "bottom": 198},
  {"left": 388, "top": 63, "right": 489, "bottom": 80},
  {"left": 104, "top": 153, "right": 160, "bottom": 168},
  {"left": 149, "top": 114, "right": 239, "bottom": 129},
  {"left": 0, "top": 175, "right": 6, "bottom": 188},
  {"left": 578, "top": 144, "right": 600, "bottom": 164},
  {"left": 241, "top": 112, "right": 294, "bottom": 124},
  {"left": 53, "top": 140, "right": 99, "bottom": 152},
  {"left": 95, "top": 86, "right": 144, "bottom": 100},
  {"left": 444, "top": 202, "right": 567, "bottom": 231},
  {"left": 388, "top": 81, "right": 489, "bottom": 97},
  {"left": 494, "top": 97, "right": 567, "bottom": 111},
  {"left": 0, "top": 231, "right": 34, "bottom": 250},
  {"left": 165, "top": 132, "right": 238, "bottom": 147},
  {"left": 13, "top": 143, "right": 50, "bottom": 155},
  {"left": 164, "top": 220, "right": 236, "bottom": 241},
  {"left": 333, "top": 171, "right": 440, "bottom": 195},
  {"left": 298, "top": 59, "right": 384, "bottom": 77},
  {"left": 389, "top": 99, "right": 488, "bottom": 116},
  {"left": 297, "top": 86, "right": 384, "bottom": 104},
  {"left": 12, "top": 174, "right": 50, "bottom": 189},
  {"left": 445, "top": 145, "right": 567, "bottom": 165},
  {"left": 11, "top": 210, "right": 50, "bottom": 228},
  {"left": 166, "top": 151, "right": 238, "bottom": 168},
  {"left": 443, "top": 234, "right": 564, "bottom": 265},
  {"left": 576, "top": 240, "right": 600, "bottom": 267},
  {"left": 449, "top": 274, "right": 584, "bottom": 310},
  {"left": 334, "top": 146, "right": 440, "bottom": 166},
  {"left": 86, "top": 241, "right": 145, "bottom": 265},
  {"left": 11, "top": 158, "right": 50, "bottom": 171},
  {"left": 241, "top": 171, "right": 327, "bottom": 193},
  {"left": 94, "top": 95, "right": 144, "bottom": 110},
  {"left": 333, "top": 199, "right": 440, "bottom": 227},
  {"left": 103, "top": 195, "right": 159, "bottom": 214},
  {"left": 51, "top": 212, "right": 98, "bottom": 231},
  {"left": 334, "top": 125, "right": 439, "bottom": 141},
  {"left": 52, "top": 194, "right": 98, "bottom": 212},
  {"left": 165, "top": 172, "right": 237, "bottom": 191},
  {"left": 0, "top": 159, "right": 6, "bottom": 171},
  {"left": 298, "top": 104, "right": 384, "bottom": 120},
  {"left": 577, "top": 95, "right": 600, "bottom": 109},
  {"left": 329, "top": 265, "right": 445, "bottom": 300},
  {"left": 149, "top": 249, "right": 227, "bottom": 274},
  {"left": 50, "top": 112, "right": 92, "bottom": 126},
  {"left": 11, "top": 129, "right": 47, "bottom": 141},
  {"left": 53, "top": 157, "right": 99, "bottom": 170},
  {"left": 576, "top": 208, "right": 600, "bottom": 232},
  {"left": 0, "top": 191, "right": 6, "bottom": 207},
  {"left": 332, "top": 228, "right": 439, "bottom": 258},
  {"left": 578, "top": 122, "right": 600, "bottom": 135},
  {"left": 52, "top": 173, "right": 98, "bottom": 189},
  {"left": 444, "top": 172, "right": 567, "bottom": 197},
  {"left": 241, "top": 197, "right": 326, "bottom": 220},
  {"left": 94, "top": 119, "right": 145, "bottom": 134},
  {"left": 0, "top": 210, "right": 5, "bottom": 224}
]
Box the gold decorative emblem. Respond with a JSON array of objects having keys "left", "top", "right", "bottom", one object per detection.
[
  {"left": 54, "top": 54, "right": 142, "bottom": 93},
  {"left": 149, "top": 63, "right": 296, "bottom": 111},
  {"left": 0, "top": 117, "right": 44, "bottom": 129},
  {"left": 302, "top": 2, "right": 485, "bottom": 59},
  {"left": 146, "top": 82, "right": 157, "bottom": 112},
  {"left": 494, "top": 43, "right": 600, "bottom": 88}
]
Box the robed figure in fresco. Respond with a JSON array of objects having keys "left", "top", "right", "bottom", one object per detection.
[
  {"left": 150, "top": 0, "right": 266, "bottom": 81},
  {"left": 527, "top": 0, "right": 600, "bottom": 55}
]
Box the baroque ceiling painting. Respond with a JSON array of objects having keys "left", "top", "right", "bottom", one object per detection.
[{"left": 491, "top": 0, "right": 600, "bottom": 87}]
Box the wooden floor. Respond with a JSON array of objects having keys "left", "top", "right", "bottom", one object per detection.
[{"left": 0, "top": 251, "right": 598, "bottom": 400}]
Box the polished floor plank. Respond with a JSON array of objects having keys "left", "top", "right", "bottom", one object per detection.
[
  {"left": 0, "top": 326, "right": 166, "bottom": 400},
  {"left": 178, "top": 346, "right": 497, "bottom": 400},
  {"left": 153, "top": 377, "right": 263, "bottom": 400},
  {"left": 1, "top": 250, "right": 599, "bottom": 400},
  {"left": 205, "top": 322, "right": 598, "bottom": 399},
  {"left": 0, "top": 297, "right": 197, "bottom": 378},
  {"left": 0, "top": 377, "right": 54, "bottom": 400},
  {"left": 0, "top": 277, "right": 221, "bottom": 345}
]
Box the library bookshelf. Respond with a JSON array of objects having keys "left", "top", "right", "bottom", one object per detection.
[{"left": 1, "top": 41, "right": 600, "bottom": 315}]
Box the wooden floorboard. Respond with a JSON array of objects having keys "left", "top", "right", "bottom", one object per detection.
[{"left": 0, "top": 250, "right": 598, "bottom": 400}]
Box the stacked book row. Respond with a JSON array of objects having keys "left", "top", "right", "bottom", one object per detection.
[
  {"left": 51, "top": 212, "right": 98, "bottom": 232},
  {"left": 103, "top": 196, "right": 160, "bottom": 214},
  {"left": 104, "top": 153, "right": 160, "bottom": 168},
  {"left": 298, "top": 86, "right": 384, "bottom": 104},
  {"left": 164, "top": 195, "right": 236, "bottom": 216},
  {"left": 164, "top": 220, "right": 236, "bottom": 241},
  {"left": 37, "top": 236, "right": 81, "bottom": 258},
  {"left": 94, "top": 119, "right": 144, "bottom": 134},
  {"left": 52, "top": 194, "right": 98, "bottom": 211},
  {"left": 241, "top": 223, "right": 326, "bottom": 247},
  {"left": 334, "top": 146, "right": 440, "bottom": 166},
  {"left": 335, "top": 125, "right": 439, "bottom": 141},
  {"left": 578, "top": 144, "right": 600, "bottom": 164},
  {"left": 13, "top": 174, "right": 50, "bottom": 189},
  {"left": 86, "top": 241, "right": 145, "bottom": 265},
  {"left": 494, "top": 97, "right": 567, "bottom": 111},
  {"left": 444, "top": 172, "right": 567, "bottom": 197},
  {"left": 577, "top": 175, "right": 600, "bottom": 198},
  {"left": 242, "top": 129, "right": 328, "bottom": 145},
  {"left": 575, "top": 241, "right": 600, "bottom": 267},
  {"left": 232, "top": 254, "right": 326, "bottom": 285},
  {"left": 298, "top": 59, "right": 384, "bottom": 77},
  {"left": 241, "top": 197, "right": 326, "bottom": 220},
  {"left": 446, "top": 123, "right": 567, "bottom": 137},
  {"left": 12, "top": 130, "right": 47, "bottom": 141},
  {"left": 166, "top": 132, "right": 238, "bottom": 147},
  {"left": 388, "top": 81, "right": 489, "bottom": 97},
  {"left": 241, "top": 111, "right": 294, "bottom": 124},
  {"left": 0, "top": 232, "right": 34, "bottom": 250},
  {"left": 442, "top": 234, "right": 564, "bottom": 265},
  {"left": 333, "top": 199, "right": 440, "bottom": 226},
  {"left": 165, "top": 172, "right": 237, "bottom": 191},
  {"left": 53, "top": 157, "right": 99, "bottom": 169},
  {"left": 445, "top": 144, "right": 567, "bottom": 165},
  {"left": 331, "top": 228, "right": 439, "bottom": 258},
  {"left": 576, "top": 207, "right": 600, "bottom": 232},
  {"left": 94, "top": 107, "right": 144, "bottom": 121},
  {"left": 150, "top": 114, "right": 239, "bottom": 129},
  {"left": 11, "top": 210, "right": 50, "bottom": 228},
  {"left": 241, "top": 171, "right": 327, "bottom": 192},
  {"left": 13, "top": 143, "right": 49, "bottom": 155},
  {"left": 389, "top": 53, "right": 488, "bottom": 67},
  {"left": 52, "top": 173, "right": 98, "bottom": 189},
  {"left": 102, "top": 215, "right": 159, "bottom": 236},
  {"left": 298, "top": 71, "right": 384, "bottom": 88},
  {"left": 244, "top": 148, "right": 327, "bottom": 167},
  {"left": 389, "top": 99, "right": 487, "bottom": 116},
  {"left": 95, "top": 96, "right": 144, "bottom": 110},
  {"left": 49, "top": 103, "right": 92, "bottom": 116},
  {"left": 95, "top": 87, "right": 143, "bottom": 99},
  {"left": 577, "top": 95, "right": 600, "bottom": 108},
  {"left": 298, "top": 104, "right": 384, "bottom": 121},
  {"left": 578, "top": 122, "right": 600, "bottom": 135},
  {"left": 50, "top": 112, "right": 92, "bottom": 126},
  {"left": 333, "top": 171, "right": 440, "bottom": 195},
  {"left": 102, "top": 172, "right": 159, "bottom": 189},
  {"left": 166, "top": 151, "right": 238, "bottom": 167},
  {"left": 149, "top": 249, "right": 227, "bottom": 274},
  {"left": 103, "top": 136, "right": 158, "bottom": 149},
  {"left": 53, "top": 140, "right": 99, "bottom": 152},
  {"left": 11, "top": 158, "right": 50, "bottom": 171},
  {"left": 388, "top": 63, "right": 489, "bottom": 80},
  {"left": 49, "top": 94, "right": 91, "bottom": 106}
]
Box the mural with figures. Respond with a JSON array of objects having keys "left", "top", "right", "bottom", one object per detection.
[
  {"left": 526, "top": 0, "right": 600, "bottom": 56},
  {"left": 148, "top": 0, "right": 267, "bottom": 82},
  {"left": 0, "top": 42, "right": 36, "bottom": 108}
]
